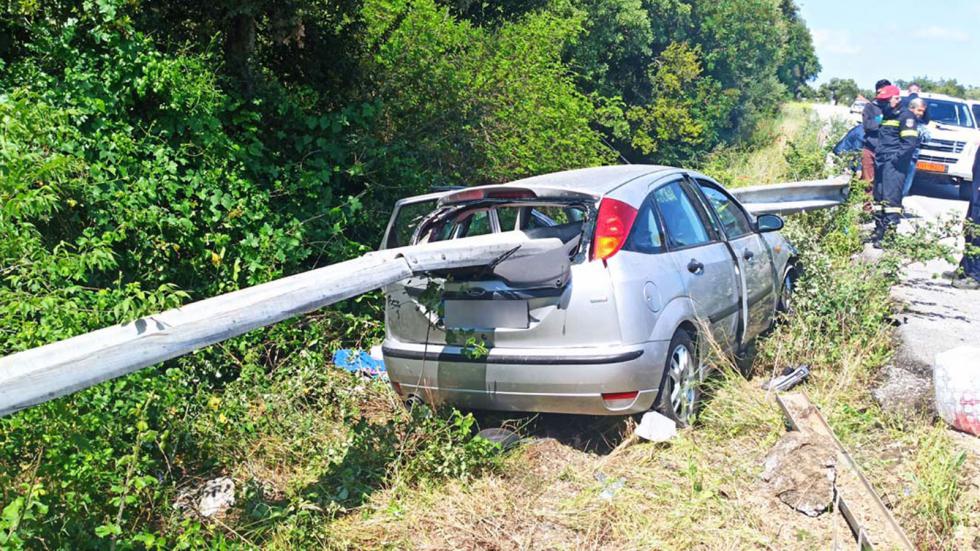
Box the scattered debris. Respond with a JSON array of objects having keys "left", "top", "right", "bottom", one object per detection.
[
  {"left": 476, "top": 427, "right": 522, "bottom": 450},
  {"left": 777, "top": 392, "right": 915, "bottom": 550},
  {"left": 635, "top": 411, "right": 677, "bottom": 442},
  {"left": 594, "top": 471, "right": 626, "bottom": 502},
  {"left": 370, "top": 344, "right": 384, "bottom": 362},
  {"left": 934, "top": 346, "right": 980, "bottom": 436},
  {"left": 761, "top": 431, "right": 837, "bottom": 517},
  {"left": 762, "top": 365, "right": 811, "bottom": 392},
  {"left": 175, "top": 477, "right": 236, "bottom": 519},
  {"left": 872, "top": 364, "right": 935, "bottom": 417},
  {"left": 333, "top": 348, "right": 386, "bottom": 378}
]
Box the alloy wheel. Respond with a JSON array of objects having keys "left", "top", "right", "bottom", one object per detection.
[{"left": 668, "top": 344, "right": 699, "bottom": 425}]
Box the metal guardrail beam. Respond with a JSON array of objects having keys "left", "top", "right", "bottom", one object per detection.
[
  {"left": 0, "top": 234, "right": 563, "bottom": 417},
  {"left": 732, "top": 175, "right": 851, "bottom": 215},
  {"left": 0, "top": 174, "right": 852, "bottom": 417}
]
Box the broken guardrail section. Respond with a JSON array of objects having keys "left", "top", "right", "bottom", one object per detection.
[
  {"left": 733, "top": 175, "right": 851, "bottom": 215},
  {"left": 0, "top": 233, "right": 563, "bottom": 417},
  {"left": 0, "top": 174, "right": 852, "bottom": 418},
  {"left": 776, "top": 392, "right": 915, "bottom": 551}
]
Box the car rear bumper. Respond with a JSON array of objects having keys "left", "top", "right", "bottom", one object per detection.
[{"left": 382, "top": 340, "right": 668, "bottom": 415}]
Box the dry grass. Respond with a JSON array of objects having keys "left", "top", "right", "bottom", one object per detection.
[{"left": 701, "top": 102, "right": 813, "bottom": 188}]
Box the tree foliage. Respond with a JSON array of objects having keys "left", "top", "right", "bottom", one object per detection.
[
  {"left": 896, "top": 76, "right": 972, "bottom": 99},
  {"left": 0, "top": 0, "right": 820, "bottom": 545},
  {"left": 817, "top": 77, "right": 862, "bottom": 105}
]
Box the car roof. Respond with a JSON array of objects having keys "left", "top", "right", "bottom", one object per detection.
[
  {"left": 916, "top": 91, "right": 969, "bottom": 103},
  {"left": 487, "top": 165, "right": 674, "bottom": 195}
]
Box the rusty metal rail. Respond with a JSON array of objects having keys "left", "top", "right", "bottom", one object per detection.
[{"left": 777, "top": 392, "right": 915, "bottom": 550}]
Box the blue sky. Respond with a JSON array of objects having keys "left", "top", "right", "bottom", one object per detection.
[{"left": 798, "top": 0, "right": 980, "bottom": 87}]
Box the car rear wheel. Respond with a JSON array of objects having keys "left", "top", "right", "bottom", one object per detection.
[{"left": 655, "top": 329, "right": 701, "bottom": 428}]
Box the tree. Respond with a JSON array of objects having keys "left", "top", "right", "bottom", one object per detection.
[
  {"left": 776, "top": 0, "right": 820, "bottom": 97},
  {"left": 896, "top": 76, "right": 968, "bottom": 98},
  {"left": 817, "top": 78, "right": 861, "bottom": 105}
]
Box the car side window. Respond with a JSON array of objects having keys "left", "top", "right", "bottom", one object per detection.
[
  {"left": 624, "top": 197, "right": 665, "bottom": 254},
  {"left": 456, "top": 209, "right": 492, "bottom": 238},
  {"left": 653, "top": 180, "right": 711, "bottom": 249},
  {"left": 496, "top": 206, "right": 519, "bottom": 231},
  {"left": 696, "top": 180, "right": 753, "bottom": 238}
]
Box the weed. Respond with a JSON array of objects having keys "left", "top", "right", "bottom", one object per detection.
[{"left": 907, "top": 427, "right": 968, "bottom": 544}]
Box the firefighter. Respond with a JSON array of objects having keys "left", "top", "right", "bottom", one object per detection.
[
  {"left": 870, "top": 86, "right": 921, "bottom": 247},
  {"left": 861, "top": 80, "right": 892, "bottom": 183},
  {"left": 950, "top": 148, "right": 980, "bottom": 289}
]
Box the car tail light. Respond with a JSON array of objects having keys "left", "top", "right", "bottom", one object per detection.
[
  {"left": 390, "top": 381, "right": 403, "bottom": 395},
  {"left": 601, "top": 391, "right": 639, "bottom": 409},
  {"left": 486, "top": 188, "right": 536, "bottom": 200},
  {"left": 601, "top": 391, "right": 638, "bottom": 401},
  {"left": 592, "top": 198, "right": 638, "bottom": 261},
  {"left": 444, "top": 189, "right": 485, "bottom": 203}
]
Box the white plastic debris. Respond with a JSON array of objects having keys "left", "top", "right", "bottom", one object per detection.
[
  {"left": 934, "top": 346, "right": 980, "bottom": 436},
  {"left": 176, "top": 477, "right": 236, "bottom": 518},
  {"left": 635, "top": 411, "right": 677, "bottom": 442},
  {"left": 370, "top": 344, "right": 384, "bottom": 361}
]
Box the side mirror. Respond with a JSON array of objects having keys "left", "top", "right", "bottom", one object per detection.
[{"left": 756, "top": 213, "right": 784, "bottom": 233}]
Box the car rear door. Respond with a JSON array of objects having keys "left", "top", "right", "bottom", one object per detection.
[
  {"left": 383, "top": 193, "right": 605, "bottom": 350},
  {"left": 651, "top": 178, "right": 740, "bottom": 350},
  {"left": 381, "top": 191, "right": 449, "bottom": 250},
  {"left": 692, "top": 178, "right": 777, "bottom": 341}
]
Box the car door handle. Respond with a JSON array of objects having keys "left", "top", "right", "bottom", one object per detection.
[
  {"left": 687, "top": 259, "right": 704, "bottom": 274},
  {"left": 743, "top": 249, "right": 755, "bottom": 261}
]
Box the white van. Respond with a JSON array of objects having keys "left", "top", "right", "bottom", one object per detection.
[{"left": 914, "top": 92, "right": 980, "bottom": 200}]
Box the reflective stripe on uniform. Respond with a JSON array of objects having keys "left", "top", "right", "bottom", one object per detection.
[
  {"left": 900, "top": 130, "right": 918, "bottom": 137},
  {"left": 881, "top": 120, "right": 900, "bottom": 127}
]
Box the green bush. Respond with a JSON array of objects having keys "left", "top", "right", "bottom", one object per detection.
[{"left": 0, "top": 0, "right": 823, "bottom": 546}]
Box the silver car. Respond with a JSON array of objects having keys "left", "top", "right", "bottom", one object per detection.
[{"left": 380, "top": 166, "right": 797, "bottom": 425}]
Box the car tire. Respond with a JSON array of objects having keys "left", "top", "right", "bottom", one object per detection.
[
  {"left": 654, "top": 329, "right": 701, "bottom": 428},
  {"left": 959, "top": 181, "right": 974, "bottom": 201}
]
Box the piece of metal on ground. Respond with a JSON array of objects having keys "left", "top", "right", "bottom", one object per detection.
[
  {"left": 762, "top": 365, "right": 811, "bottom": 392},
  {"left": 776, "top": 392, "right": 915, "bottom": 551}
]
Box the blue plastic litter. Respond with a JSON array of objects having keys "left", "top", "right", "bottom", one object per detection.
[{"left": 332, "top": 348, "right": 386, "bottom": 378}]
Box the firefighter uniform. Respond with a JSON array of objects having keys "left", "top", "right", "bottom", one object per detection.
[
  {"left": 958, "top": 149, "right": 980, "bottom": 282},
  {"left": 872, "top": 108, "right": 919, "bottom": 244}
]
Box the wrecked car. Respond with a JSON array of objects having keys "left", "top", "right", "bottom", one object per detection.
[{"left": 380, "top": 166, "right": 797, "bottom": 425}]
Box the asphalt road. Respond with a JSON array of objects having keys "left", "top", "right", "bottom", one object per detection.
[
  {"left": 808, "top": 100, "right": 979, "bottom": 371},
  {"left": 891, "top": 175, "right": 977, "bottom": 373}
]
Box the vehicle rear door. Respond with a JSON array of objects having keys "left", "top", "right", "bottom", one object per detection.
[
  {"left": 692, "top": 178, "right": 776, "bottom": 341},
  {"left": 383, "top": 194, "right": 596, "bottom": 348},
  {"left": 651, "top": 178, "right": 740, "bottom": 350},
  {"left": 381, "top": 192, "right": 449, "bottom": 250}
]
